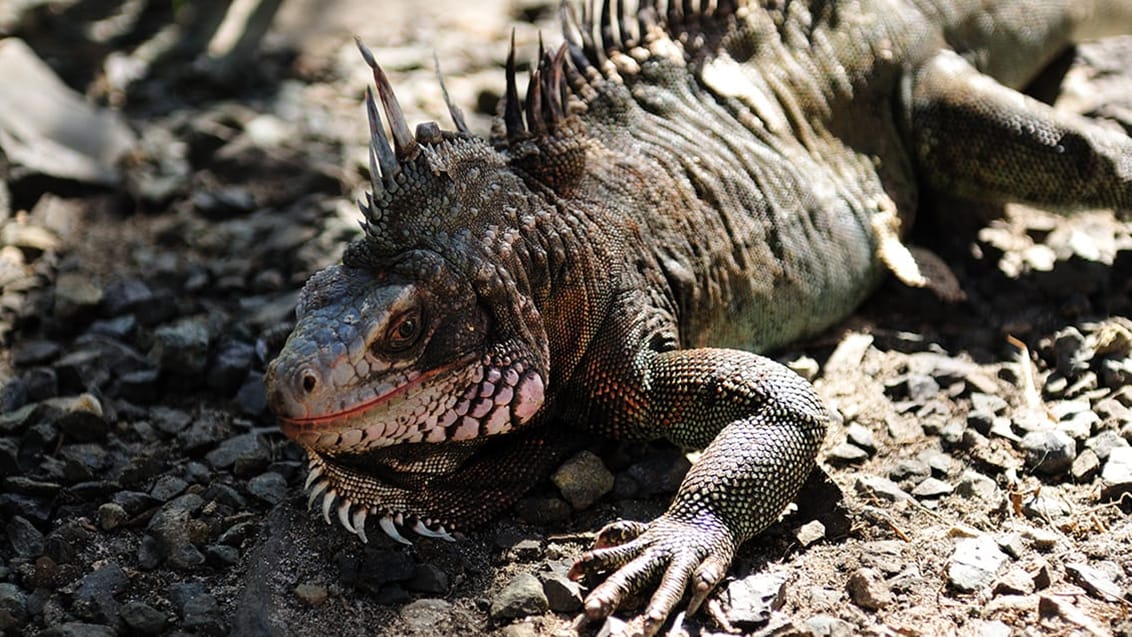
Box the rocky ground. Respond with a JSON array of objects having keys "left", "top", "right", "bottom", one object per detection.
[{"left": 1, "top": 1, "right": 1131, "bottom": 636}]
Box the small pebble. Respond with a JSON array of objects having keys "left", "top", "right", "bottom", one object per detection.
[{"left": 846, "top": 567, "right": 891, "bottom": 610}]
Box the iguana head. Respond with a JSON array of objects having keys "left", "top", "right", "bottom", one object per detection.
[{"left": 264, "top": 39, "right": 580, "bottom": 543}]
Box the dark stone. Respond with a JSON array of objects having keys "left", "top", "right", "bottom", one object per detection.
[
  {"left": 146, "top": 495, "right": 207, "bottom": 570},
  {"left": 101, "top": 278, "right": 154, "bottom": 317},
  {"left": 44, "top": 521, "right": 89, "bottom": 563},
  {"left": 55, "top": 396, "right": 109, "bottom": 442},
  {"left": 149, "top": 318, "right": 211, "bottom": 376},
  {"left": 54, "top": 349, "right": 111, "bottom": 393},
  {"left": 38, "top": 622, "right": 116, "bottom": 637},
  {"left": 137, "top": 535, "right": 161, "bottom": 570},
  {"left": 217, "top": 520, "right": 258, "bottom": 547},
  {"left": 207, "top": 339, "right": 255, "bottom": 392},
  {"left": 97, "top": 503, "right": 128, "bottom": 531},
  {"left": 177, "top": 409, "right": 232, "bottom": 454},
  {"left": 73, "top": 562, "right": 127, "bottom": 623},
  {"left": 22, "top": 367, "right": 58, "bottom": 401},
  {"left": 3, "top": 476, "right": 62, "bottom": 497},
  {"left": 354, "top": 549, "right": 415, "bottom": 593},
  {"left": 119, "top": 600, "right": 167, "bottom": 635},
  {"left": 205, "top": 432, "right": 269, "bottom": 476},
  {"left": 171, "top": 582, "right": 224, "bottom": 633},
  {"left": 541, "top": 573, "right": 582, "bottom": 612},
  {"left": 149, "top": 475, "right": 188, "bottom": 502},
  {"left": 234, "top": 372, "right": 267, "bottom": 416},
  {"left": 87, "top": 315, "right": 136, "bottom": 339},
  {"left": 7, "top": 515, "right": 45, "bottom": 557},
  {"left": 150, "top": 406, "right": 192, "bottom": 436},
  {"left": 112, "top": 490, "right": 159, "bottom": 516},
  {"left": 1019, "top": 430, "right": 1077, "bottom": 475},
  {"left": 406, "top": 563, "right": 449, "bottom": 594},
  {"left": 192, "top": 186, "right": 256, "bottom": 219},
  {"left": 0, "top": 583, "right": 28, "bottom": 632},
  {"left": 204, "top": 482, "right": 248, "bottom": 509},
  {"left": 116, "top": 368, "right": 161, "bottom": 403},
  {"left": 54, "top": 273, "right": 103, "bottom": 325},
  {"left": 0, "top": 377, "right": 28, "bottom": 414},
  {"left": 0, "top": 438, "right": 18, "bottom": 477},
  {"left": 246, "top": 471, "right": 287, "bottom": 504},
  {"left": 205, "top": 543, "right": 240, "bottom": 567},
  {"left": 490, "top": 572, "right": 548, "bottom": 620},
  {"left": 57, "top": 443, "right": 108, "bottom": 483},
  {"left": 119, "top": 455, "right": 164, "bottom": 489},
  {"left": 12, "top": 339, "right": 62, "bottom": 366}
]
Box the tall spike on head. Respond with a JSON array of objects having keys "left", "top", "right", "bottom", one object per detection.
[
  {"left": 364, "top": 85, "right": 398, "bottom": 184},
  {"left": 524, "top": 63, "right": 547, "bottom": 135},
  {"left": 504, "top": 29, "right": 525, "bottom": 139},
  {"left": 547, "top": 44, "right": 568, "bottom": 124},
  {"left": 433, "top": 52, "right": 469, "bottom": 134},
  {"left": 355, "top": 36, "right": 417, "bottom": 160}
]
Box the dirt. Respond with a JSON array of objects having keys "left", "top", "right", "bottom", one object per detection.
[{"left": 1, "top": 2, "right": 1131, "bottom": 636}]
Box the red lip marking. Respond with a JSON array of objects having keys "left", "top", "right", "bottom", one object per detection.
[{"left": 277, "top": 357, "right": 475, "bottom": 437}]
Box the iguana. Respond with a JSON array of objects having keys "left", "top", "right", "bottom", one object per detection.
[{"left": 265, "top": 0, "right": 1132, "bottom": 632}]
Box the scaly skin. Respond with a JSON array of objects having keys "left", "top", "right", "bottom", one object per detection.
[{"left": 265, "top": 1, "right": 1132, "bottom": 632}]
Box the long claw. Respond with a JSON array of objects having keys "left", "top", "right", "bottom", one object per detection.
[
  {"left": 306, "top": 480, "right": 328, "bottom": 510},
  {"left": 379, "top": 515, "right": 413, "bottom": 545},
  {"left": 412, "top": 520, "right": 448, "bottom": 540},
  {"left": 352, "top": 507, "right": 370, "bottom": 544},
  {"left": 303, "top": 465, "right": 323, "bottom": 490},
  {"left": 321, "top": 489, "right": 337, "bottom": 524},
  {"left": 337, "top": 501, "right": 356, "bottom": 534}
]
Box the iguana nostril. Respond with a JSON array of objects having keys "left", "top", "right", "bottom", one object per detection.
[{"left": 301, "top": 371, "right": 317, "bottom": 394}]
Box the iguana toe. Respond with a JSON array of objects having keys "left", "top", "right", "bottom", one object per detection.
[{"left": 593, "top": 519, "right": 649, "bottom": 548}]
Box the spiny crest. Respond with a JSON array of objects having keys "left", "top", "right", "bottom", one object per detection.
[
  {"left": 350, "top": 0, "right": 744, "bottom": 250},
  {"left": 561, "top": 0, "right": 743, "bottom": 76},
  {"left": 354, "top": 37, "right": 476, "bottom": 254},
  {"left": 502, "top": 32, "right": 576, "bottom": 142},
  {"left": 353, "top": 33, "right": 581, "bottom": 255}
]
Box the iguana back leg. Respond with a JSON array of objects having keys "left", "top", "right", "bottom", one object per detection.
[{"left": 905, "top": 47, "right": 1132, "bottom": 215}]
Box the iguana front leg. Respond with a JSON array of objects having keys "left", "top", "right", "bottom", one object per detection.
[{"left": 569, "top": 348, "right": 828, "bottom": 634}]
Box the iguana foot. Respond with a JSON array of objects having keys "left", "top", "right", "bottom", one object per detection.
[{"left": 569, "top": 514, "right": 734, "bottom": 636}]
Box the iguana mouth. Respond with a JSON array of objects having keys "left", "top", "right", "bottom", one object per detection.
[
  {"left": 276, "top": 358, "right": 469, "bottom": 439},
  {"left": 272, "top": 351, "right": 546, "bottom": 452}
]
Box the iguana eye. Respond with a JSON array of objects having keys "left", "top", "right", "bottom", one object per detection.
[{"left": 384, "top": 309, "right": 424, "bottom": 353}]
